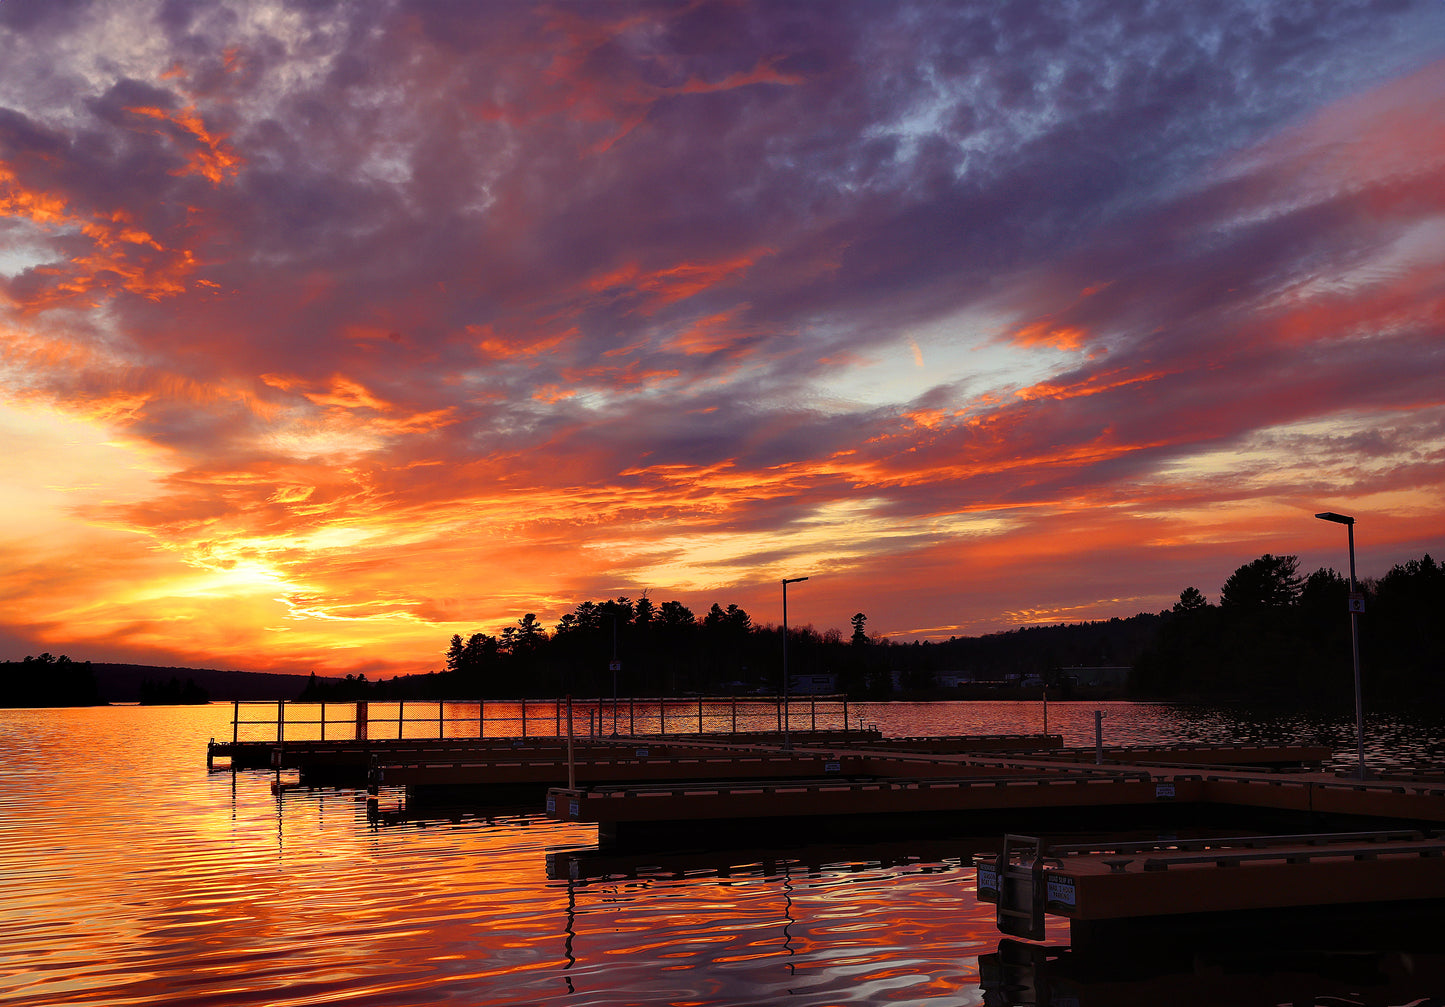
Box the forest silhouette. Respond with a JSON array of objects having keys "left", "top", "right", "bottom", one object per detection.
[
  {"left": 7, "top": 553, "right": 1439, "bottom": 709},
  {"left": 297, "top": 552, "right": 1443, "bottom": 710}
]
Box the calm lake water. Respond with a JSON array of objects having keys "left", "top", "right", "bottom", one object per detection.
[{"left": 3, "top": 701, "right": 1444, "bottom": 1006}]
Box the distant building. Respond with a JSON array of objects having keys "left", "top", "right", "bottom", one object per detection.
[{"left": 788, "top": 673, "right": 837, "bottom": 694}]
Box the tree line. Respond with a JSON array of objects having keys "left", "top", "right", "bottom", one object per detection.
[
  {"left": 316, "top": 552, "right": 1441, "bottom": 708},
  {"left": 0, "top": 653, "right": 100, "bottom": 707},
  {"left": 1131, "top": 552, "right": 1444, "bottom": 706},
  {"left": 11, "top": 552, "right": 1440, "bottom": 709},
  {"left": 303, "top": 596, "right": 892, "bottom": 701}
]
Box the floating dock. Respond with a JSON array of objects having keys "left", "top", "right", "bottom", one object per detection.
[
  {"left": 210, "top": 698, "right": 1445, "bottom": 946},
  {"left": 976, "top": 829, "right": 1445, "bottom": 947}
]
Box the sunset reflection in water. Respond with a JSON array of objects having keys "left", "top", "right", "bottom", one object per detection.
[{"left": 4, "top": 703, "right": 1445, "bottom": 1006}]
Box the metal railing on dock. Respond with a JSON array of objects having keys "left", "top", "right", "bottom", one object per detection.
[{"left": 224, "top": 694, "right": 855, "bottom": 746}]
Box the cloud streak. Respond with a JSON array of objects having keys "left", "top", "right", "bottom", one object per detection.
[{"left": 2, "top": 0, "right": 1443, "bottom": 673}]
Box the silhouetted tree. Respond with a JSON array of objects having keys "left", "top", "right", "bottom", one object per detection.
[
  {"left": 1173, "top": 587, "right": 1208, "bottom": 613},
  {"left": 1220, "top": 554, "right": 1302, "bottom": 610},
  {"left": 850, "top": 612, "right": 868, "bottom": 646}
]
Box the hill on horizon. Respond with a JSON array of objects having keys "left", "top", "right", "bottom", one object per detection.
[{"left": 92, "top": 664, "right": 342, "bottom": 703}]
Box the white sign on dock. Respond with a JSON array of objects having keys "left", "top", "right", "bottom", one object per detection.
[{"left": 1046, "top": 876, "right": 1076, "bottom": 907}]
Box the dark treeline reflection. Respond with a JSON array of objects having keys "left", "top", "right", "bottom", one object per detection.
[{"left": 296, "top": 551, "right": 1442, "bottom": 708}]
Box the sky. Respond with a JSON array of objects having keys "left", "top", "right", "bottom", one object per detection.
[{"left": 2, "top": 0, "right": 1443, "bottom": 678}]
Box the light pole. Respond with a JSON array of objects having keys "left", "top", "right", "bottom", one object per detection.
[
  {"left": 782, "top": 576, "right": 809, "bottom": 751},
  {"left": 1316, "top": 511, "right": 1366, "bottom": 780}
]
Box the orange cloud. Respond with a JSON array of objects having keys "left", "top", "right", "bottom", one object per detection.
[
  {"left": 587, "top": 251, "right": 770, "bottom": 315},
  {"left": 1009, "top": 319, "right": 1090, "bottom": 351},
  {"left": 123, "top": 104, "right": 243, "bottom": 184},
  {"left": 1015, "top": 367, "right": 1172, "bottom": 403},
  {"left": 0, "top": 162, "right": 203, "bottom": 307},
  {"left": 662, "top": 309, "right": 755, "bottom": 356}
]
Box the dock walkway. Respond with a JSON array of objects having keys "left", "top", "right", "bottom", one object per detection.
[{"left": 976, "top": 829, "right": 1445, "bottom": 945}]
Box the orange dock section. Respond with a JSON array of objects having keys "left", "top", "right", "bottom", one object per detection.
[{"left": 976, "top": 830, "right": 1445, "bottom": 943}]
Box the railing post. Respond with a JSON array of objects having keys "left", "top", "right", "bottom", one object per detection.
[
  {"left": 320, "top": 701, "right": 326, "bottom": 741},
  {"left": 629, "top": 696, "right": 635, "bottom": 735},
  {"left": 478, "top": 698, "right": 485, "bottom": 739},
  {"left": 731, "top": 696, "right": 737, "bottom": 735},
  {"left": 811, "top": 696, "right": 817, "bottom": 732},
  {"left": 566, "top": 695, "right": 575, "bottom": 790},
  {"left": 660, "top": 699, "right": 666, "bottom": 736},
  {"left": 398, "top": 699, "right": 405, "bottom": 740},
  {"left": 842, "top": 697, "right": 849, "bottom": 736},
  {"left": 698, "top": 696, "right": 703, "bottom": 734},
  {"left": 521, "top": 697, "right": 528, "bottom": 738},
  {"left": 232, "top": 700, "right": 240, "bottom": 746},
  {"left": 555, "top": 698, "right": 561, "bottom": 738},
  {"left": 438, "top": 701, "right": 444, "bottom": 740},
  {"left": 276, "top": 699, "right": 284, "bottom": 744}
]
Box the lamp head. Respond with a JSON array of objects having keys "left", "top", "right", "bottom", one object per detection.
[{"left": 1315, "top": 512, "right": 1355, "bottom": 525}]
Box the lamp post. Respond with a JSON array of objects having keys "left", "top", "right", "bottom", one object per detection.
[
  {"left": 1315, "top": 511, "right": 1366, "bottom": 780},
  {"left": 782, "top": 576, "right": 809, "bottom": 751}
]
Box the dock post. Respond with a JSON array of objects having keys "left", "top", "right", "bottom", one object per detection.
[
  {"left": 356, "top": 700, "right": 368, "bottom": 741},
  {"left": 566, "top": 695, "right": 575, "bottom": 790},
  {"left": 1094, "top": 710, "right": 1106, "bottom": 764}
]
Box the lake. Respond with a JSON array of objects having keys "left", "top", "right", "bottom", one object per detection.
[{"left": 3, "top": 700, "right": 1443, "bottom": 1006}]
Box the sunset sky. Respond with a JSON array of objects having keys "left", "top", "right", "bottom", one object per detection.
[{"left": 3, "top": 0, "right": 1443, "bottom": 677}]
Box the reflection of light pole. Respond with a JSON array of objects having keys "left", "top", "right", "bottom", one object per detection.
[
  {"left": 782, "top": 576, "right": 809, "bottom": 751},
  {"left": 1316, "top": 511, "right": 1366, "bottom": 780}
]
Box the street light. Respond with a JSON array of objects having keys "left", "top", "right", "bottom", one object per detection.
[
  {"left": 781, "top": 576, "right": 809, "bottom": 751},
  {"left": 1316, "top": 511, "right": 1366, "bottom": 780}
]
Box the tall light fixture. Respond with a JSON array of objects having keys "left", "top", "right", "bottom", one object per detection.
[
  {"left": 1315, "top": 511, "right": 1366, "bottom": 780},
  {"left": 782, "top": 576, "right": 809, "bottom": 751}
]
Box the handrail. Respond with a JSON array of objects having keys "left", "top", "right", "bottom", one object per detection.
[{"left": 223, "top": 695, "right": 855, "bottom": 745}]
